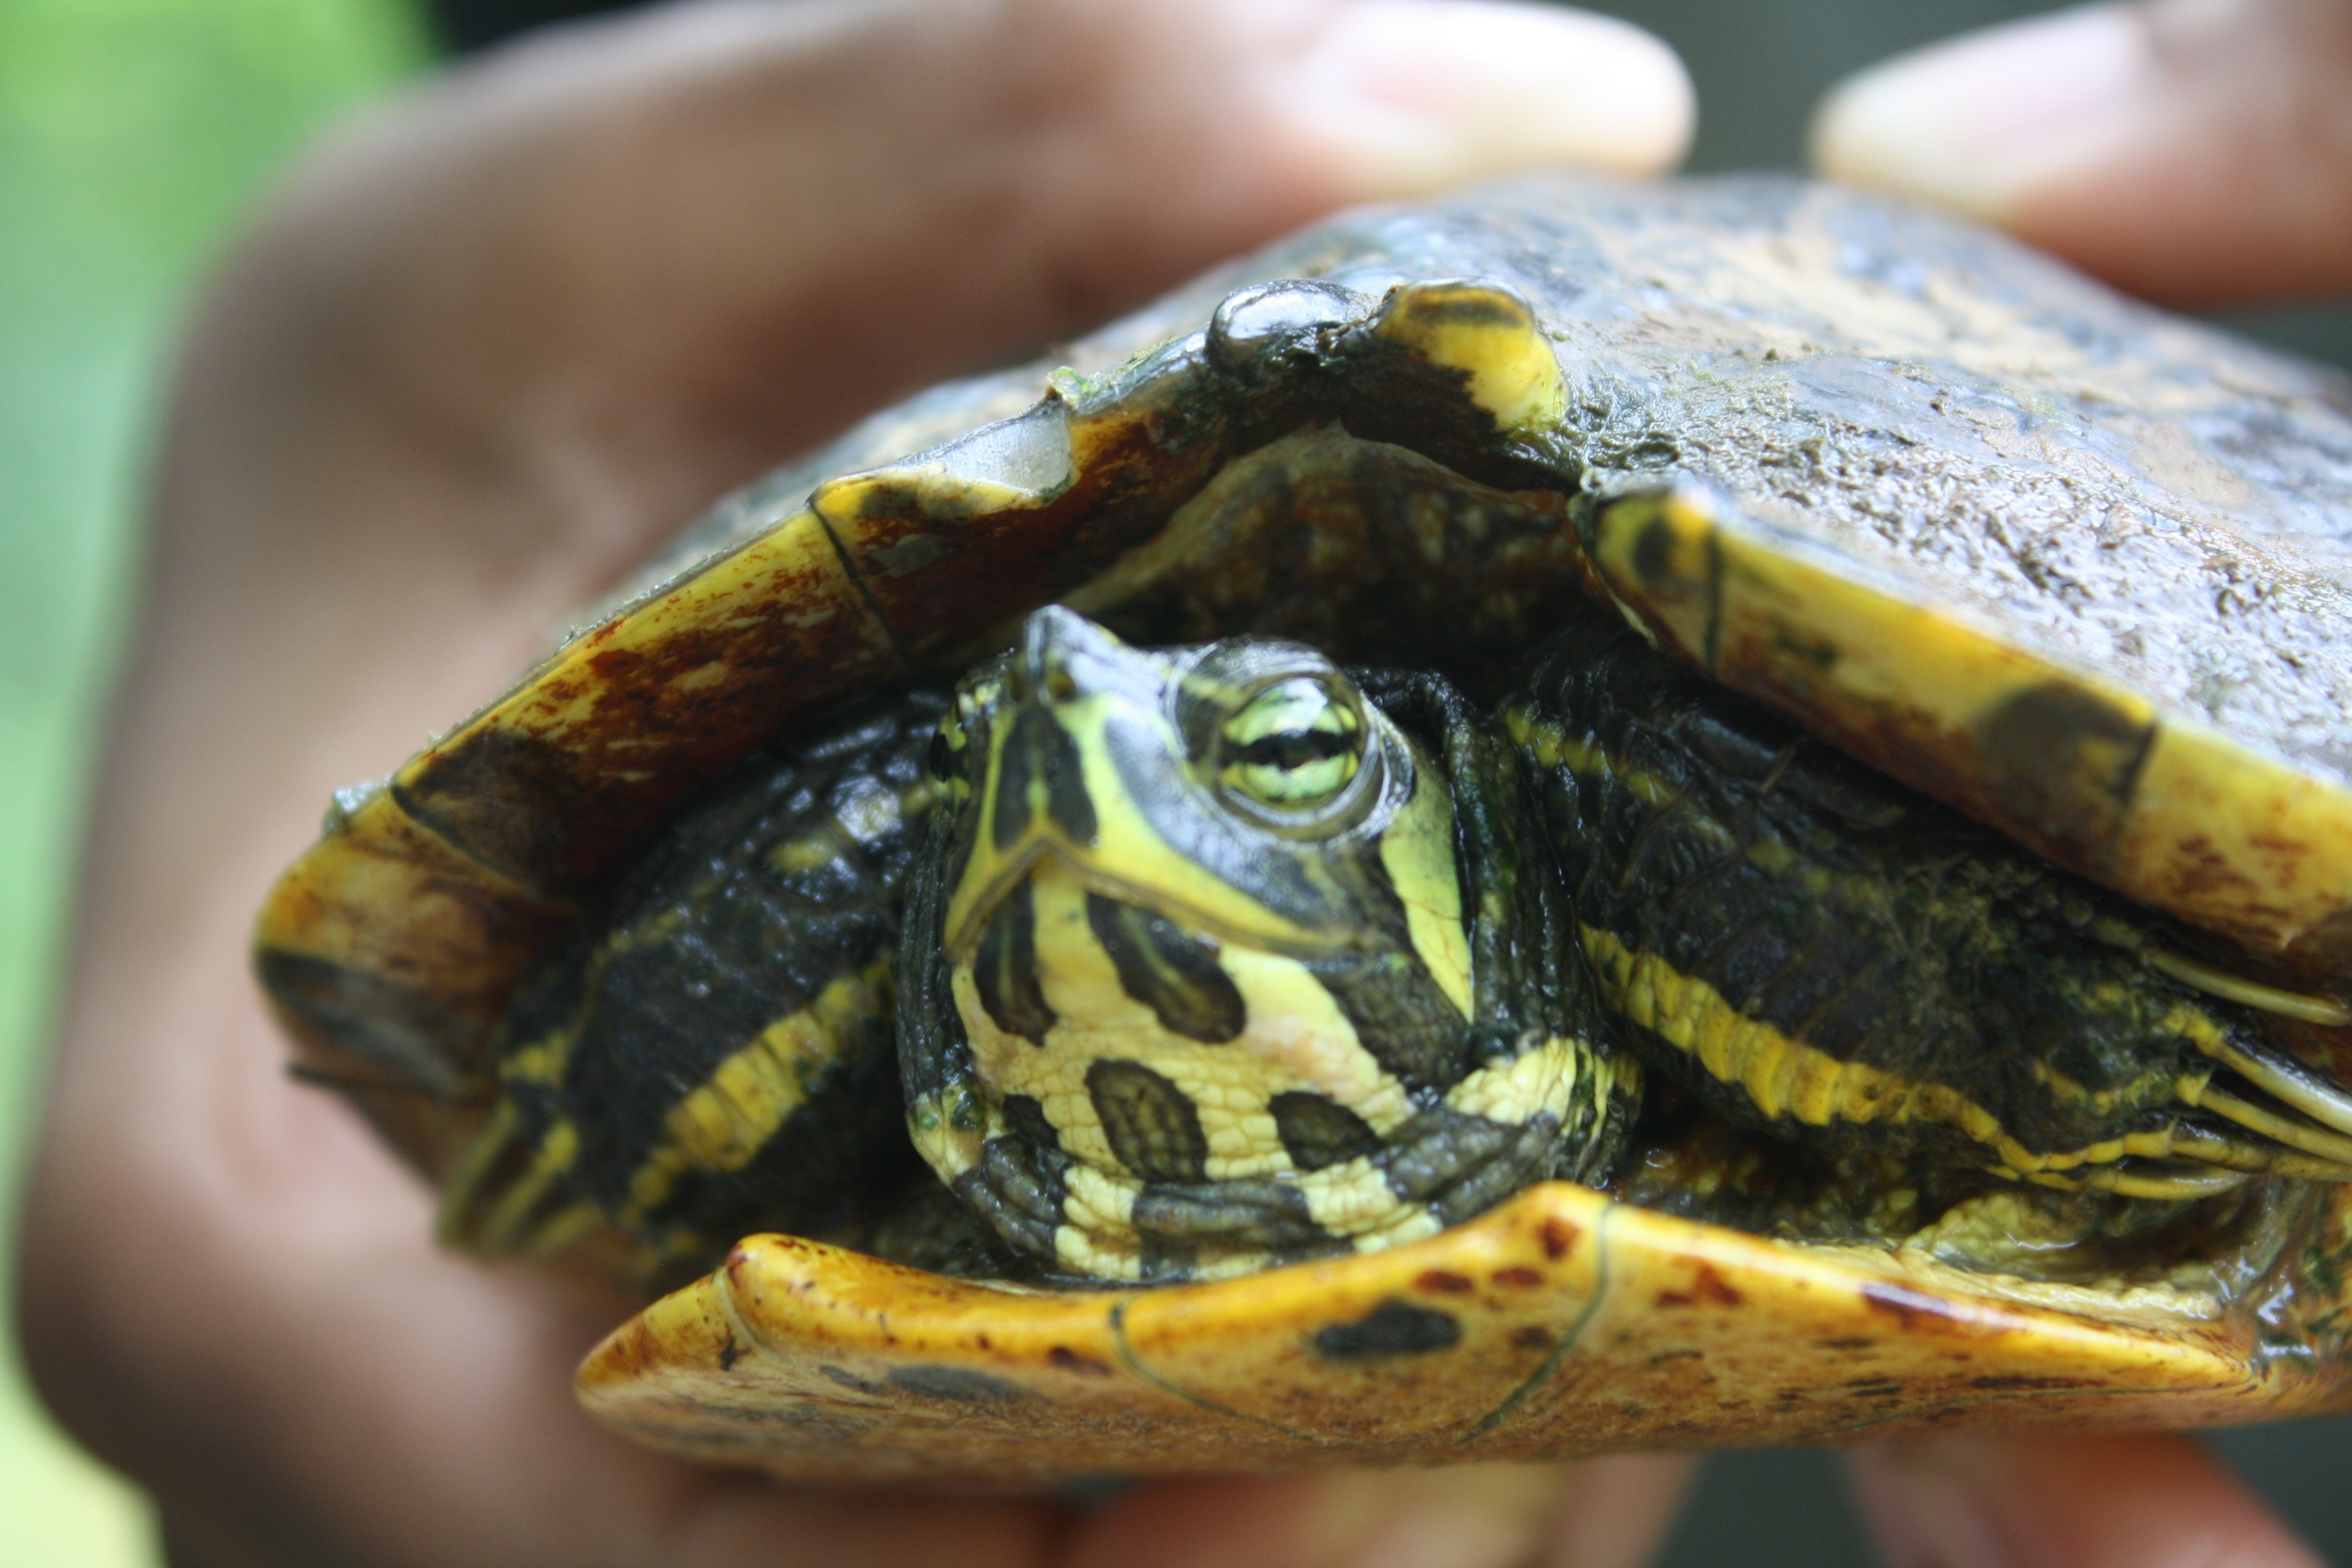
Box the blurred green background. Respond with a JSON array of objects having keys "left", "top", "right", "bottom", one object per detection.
[
  {"left": 3, "top": 2, "right": 2348, "bottom": 1564},
  {"left": 0, "top": 1, "right": 426, "bottom": 1562}
]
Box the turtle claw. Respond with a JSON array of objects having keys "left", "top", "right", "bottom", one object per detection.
[
  {"left": 2074, "top": 1164, "right": 2253, "bottom": 1201},
  {"left": 2146, "top": 947, "right": 2352, "bottom": 1027},
  {"left": 2189, "top": 1082, "right": 2352, "bottom": 1169},
  {"left": 2195, "top": 1028, "right": 2352, "bottom": 1140}
]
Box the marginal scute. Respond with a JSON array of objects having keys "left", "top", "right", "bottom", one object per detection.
[
  {"left": 1371, "top": 280, "right": 1566, "bottom": 437},
  {"left": 1207, "top": 279, "right": 1366, "bottom": 371}
]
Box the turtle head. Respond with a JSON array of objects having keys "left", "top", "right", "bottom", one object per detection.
[
  {"left": 904, "top": 607, "right": 1619, "bottom": 1282},
  {"left": 936, "top": 604, "right": 1451, "bottom": 979}
]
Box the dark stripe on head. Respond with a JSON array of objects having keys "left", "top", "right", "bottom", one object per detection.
[
  {"left": 973, "top": 877, "right": 1056, "bottom": 1044},
  {"left": 1084, "top": 893, "right": 1247, "bottom": 1044},
  {"left": 1308, "top": 947, "right": 1472, "bottom": 1095},
  {"left": 1086, "top": 1059, "right": 1209, "bottom": 1183},
  {"left": 1270, "top": 1091, "right": 1385, "bottom": 1170},
  {"left": 993, "top": 705, "right": 1098, "bottom": 852}
]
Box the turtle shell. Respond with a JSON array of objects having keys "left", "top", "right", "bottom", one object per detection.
[{"left": 256, "top": 174, "right": 2352, "bottom": 1478}]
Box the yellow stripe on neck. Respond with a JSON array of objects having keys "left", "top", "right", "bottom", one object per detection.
[{"left": 1578, "top": 924, "right": 2190, "bottom": 1182}]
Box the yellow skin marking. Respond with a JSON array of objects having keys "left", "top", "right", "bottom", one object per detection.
[
  {"left": 958, "top": 860, "right": 1419, "bottom": 1178},
  {"left": 946, "top": 685, "right": 1328, "bottom": 961},
  {"left": 1378, "top": 763, "right": 1474, "bottom": 1018},
  {"left": 1580, "top": 924, "right": 2205, "bottom": 1185},
  {"left": 617, "top": 963, "right": 893, "bottom": 1226}
]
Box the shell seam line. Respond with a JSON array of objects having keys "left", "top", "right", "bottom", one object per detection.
[
  {"left": 809, "top": 506, "right": 912, "bottom": 666},
  {"left": 1105, "top": 1298, "right": 1315, "bottom": 1441},
  {"left": 1700, "top": 521, "right": 1723, "bottom": 673},
  {"left": 376, "top": 779, "right": 576, "bottom": 909},
  {"left": 1466, "top": 1200, "right": 1616, "bottom": 1439},
  {"left": 2105, "top": 716, "right": 2160, "bottom": 849}
]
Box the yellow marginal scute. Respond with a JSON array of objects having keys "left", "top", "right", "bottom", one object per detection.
[
  {"left": 412, "top": 508, "right": 895, "bottom": 774},
  {"left": 1373, "top": 280, "right": 1567, "bottom": 436},
  {"left": 1584, "top": 484, "right": 2352, "bottom": 970}
]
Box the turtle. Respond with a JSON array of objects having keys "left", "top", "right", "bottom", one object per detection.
[{"left": 255, "top": 174, "right": 2352, "bottom": 1482}]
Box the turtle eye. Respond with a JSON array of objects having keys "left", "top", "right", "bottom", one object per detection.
[{"left": 1215, "top": 677, "right": 1364, "bottom": 812}]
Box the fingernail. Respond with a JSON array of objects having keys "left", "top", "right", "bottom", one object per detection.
[
  {"left": 1847, "top": 1438, "right": 2016, "bottom": 1568},
  {"left": 1296, "top": 0, "right": 1694, "bottom": 194},
  {"left": 1811, "top": 3, "right": 2152, "bottom": 218}
]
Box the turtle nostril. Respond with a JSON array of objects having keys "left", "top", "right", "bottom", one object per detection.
[{"left": 1045, "top": 668, "right": 1078, "bottom": 704}]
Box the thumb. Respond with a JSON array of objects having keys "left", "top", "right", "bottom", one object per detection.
[{"left": 1810, "top": 0, "right": 2352, "bottom": 305}]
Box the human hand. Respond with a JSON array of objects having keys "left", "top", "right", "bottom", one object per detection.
[
  {"left": 12, "top": 1, "right": 1696, "bottom": 1564},
  {"left": 1813, "top": 0, "right": 2352, "bottom": 304},
  {"left": 1816, "top": 4, "right": 2347, "bottom": 1563}
]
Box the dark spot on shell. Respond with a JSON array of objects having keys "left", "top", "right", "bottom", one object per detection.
[
  {"left": 1630, "top": 514, "right": 1682, "bottom": 589},
  {"left": 1860, "top": 1281, "right": 1966, "bottom": 1332},
  {"left": 716, "top": 1337, "right": 743, "bottom": 1372},
  {"left": 1969, "top": 1374, "right": 2089, "bottom": 1391},
  {"left": 1048, "top": 1346, "right": 1112, "bottom": 1376},
  {"left": 886, "top": 1365, "right": 1030, "bottom": 1403},
  {"left": 1491, "top": 1267, "right": 1544, "bottom": 1290},
  {"left": 1312, "top": 1298, "right": 1463, "bottom": 1360},
  {"left": 1415, "top": 1269, "right": 1475, "bottom": 1295},
  {"left": 1539, "top": 1218, "right": 1581, "bottom": 1259},
  {"left": 1976, "top": 680, "right": 2154, "bottom": 864},
  {"left": 817, "top": 1364, "right": 883, "bottom": 1396},
  {"left": 1510, "top": 1325, "right": 1554, "bottom": 1350},
  {"left": 1653, "top": 1263, "right": 1743, "bottom": 1308},
  {"left": 1815, "top": 1336, "right": 1875, "bottom": 1350}
]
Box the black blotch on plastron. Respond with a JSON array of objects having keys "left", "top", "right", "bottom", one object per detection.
[
  {"left": 886, "top": 1365, "right": 1030, "bottom": 1403},
  {"left": 999, "top": 1093, "right": 1061, "bottom": 1152},
  {"left": 1086, "top": 1059, "right": 1209, "bottom": 1183},
  {"left": 1085, "top": 892, "right": 1247, "bottom": 1043},
  {"left": 993, "top": 705, "right": 1097, "bottom": 851},
  {"left": 972, "top": 877, "right": 1056, "bottom": 1044},
  {"left": 1312, "top": 1298, "right": 1463, "bottom": 1359},
  {"left": 1270, "top": 1091, "right": 1385, "bottom": 1170}
]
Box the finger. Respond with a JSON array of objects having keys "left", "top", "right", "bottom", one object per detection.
[
  {"left": 204, "top": 0, "right": 1691, "bottom": 572},
  {"left": 129, "top": 0, "right": 1690, "bottom": 921},
  {"left": 1066, "top": 1453, "right": 1694, "bottom": 1568},
  {"left": 1810, "top": 0, "right": 2352, "bottom": 305},
  {"left": 21, "top": 955, "right": 1067, "bottom": 1568},
  {"left": 1844, "top": 1432, "right": 2325, "bottom": 1568}
]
